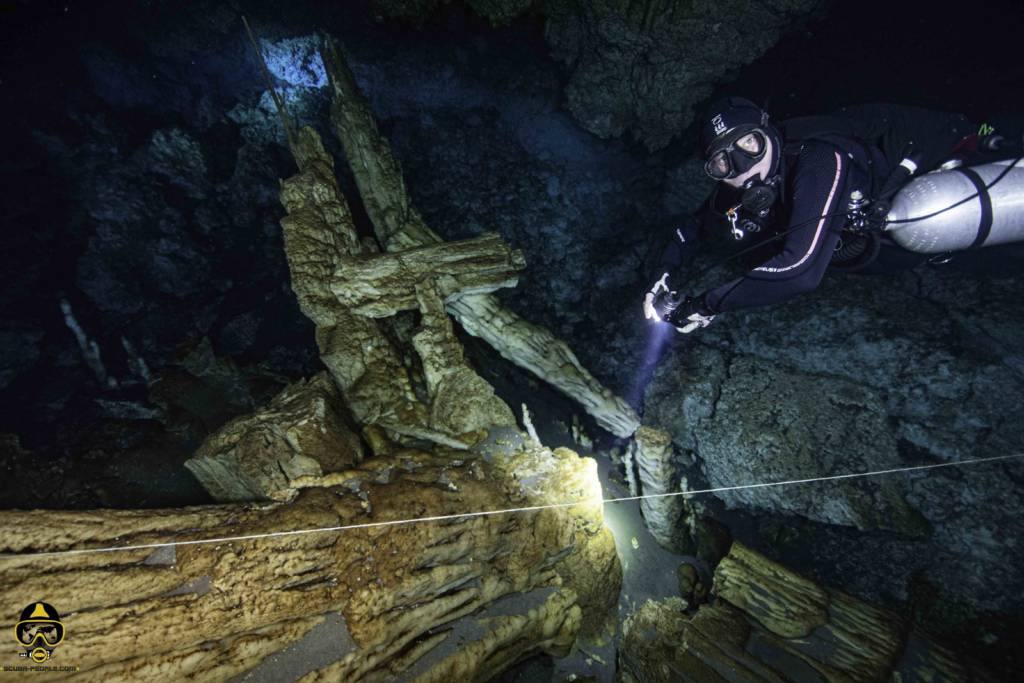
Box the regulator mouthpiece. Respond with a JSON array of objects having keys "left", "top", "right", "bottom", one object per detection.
[{"left": 740, "top": 176, "right": 778, "bottom": 216}]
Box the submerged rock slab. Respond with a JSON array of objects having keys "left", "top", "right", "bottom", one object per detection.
[
  {"left": 184, "top": 372, "right": 364, "bottom": 502},
  {"left": 618, "top": 542, "right": 997, "bottom": 682},
  {"left": 0, "top": 444, "right": 619, "bottom": 681}
]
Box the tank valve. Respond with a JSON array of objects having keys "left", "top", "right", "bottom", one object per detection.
[{"left": 848, "top": 190, "right": 867, "bottom": 213}]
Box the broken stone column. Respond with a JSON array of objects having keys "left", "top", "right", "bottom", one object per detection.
[
  {"left": 279, "top": 126, "right": 427, "bottom": 432},
  {"left": 412, "top": 280, "right": 516, "bottom": 436},
  {"left": 630, "top": 425, "right": 688, "bottom": 550},
  {"left": 618, "top": 542, "right": 999, "bottom": 682},
  {"left": 184, "top": 372, "right": 364, "bottom": 502},
  {"left": 447, "top": 294, "right": 641, "bottom": 438},
  {"left": 330, "top": 232, "right": 526, "bottom": 317},
  {"left": 320, "top": 38, "right": 640, "bottom": 439},
  {"left": 0, "top": 444, "right": 618, "bottom": 682}
]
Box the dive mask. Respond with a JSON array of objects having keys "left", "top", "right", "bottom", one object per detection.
[{"left": 704, "top": 126, "right": 767, "bottom": 180}]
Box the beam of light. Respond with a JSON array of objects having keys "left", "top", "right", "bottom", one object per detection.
[
  {"left": 628, "top": 320, "right": 674, "bottom": 409},
  {"left": 2, "top": 453, "right": 1020, "bottom": 561}
]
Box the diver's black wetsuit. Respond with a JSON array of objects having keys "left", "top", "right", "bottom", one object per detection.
[{"left": 659, "top": 104, "right": 979, "bottom": 313}]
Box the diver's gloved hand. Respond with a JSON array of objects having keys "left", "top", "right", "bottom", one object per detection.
[
  {"left": 643, "top": 271, "right": 673, "bottom": 321},
  {"left": 663, "top": 294, "right": 717, "bottom": 334}
]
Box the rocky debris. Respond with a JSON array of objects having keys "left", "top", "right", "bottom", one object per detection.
[
  {"left": 618, "top": 542, "right": 998, "bottom": 682},
  {"left": 321, "top": 38, "right": 641, "bottom": 438},
  {"left": 544, "top": 0, "right": 823, "bottom": 150},
  {"left": 330, "top": 232, "right": 526, "bottom": 317},
  {"left": 675, "top": 562, "right": 707, "bottom": 606},
  {"left": 0, "top": 443, "right": 619, "bottom": 682},
  {"left": 184, "top": 372, "right": 364, "bottom": 502}
]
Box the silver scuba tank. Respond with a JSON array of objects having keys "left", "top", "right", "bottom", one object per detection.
[{"left": 885, "top": 159, "right": 1024, "bottom": 253}]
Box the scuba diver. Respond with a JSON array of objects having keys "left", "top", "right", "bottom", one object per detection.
[{"left": 643, "top": 97, "right": 1024, "bottom": 333}]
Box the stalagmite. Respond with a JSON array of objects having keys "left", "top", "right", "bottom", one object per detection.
[
  {"left": 412, "top": 280, "right": 517, "bottom": 436},
  {"left": 0, "top": 29, "right": 632, "bottom": 683},
  {"left": 320, "top": 38, "right": 640, "bottom": 439},
  {"left": 629, "top": 425, "right": 688, "bottom": 550},
  {"left": 279, "top": 127, "right": 427, "bottom": 432}
]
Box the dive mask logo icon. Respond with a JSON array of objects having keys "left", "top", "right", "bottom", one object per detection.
[
  {"left": 711, "top": 114, "right": 727, "bottom": 136},
  {"left": 13, "top": 602, "right": 65, "bottom": 663}
]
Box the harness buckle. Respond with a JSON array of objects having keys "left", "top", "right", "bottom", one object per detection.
[{"left": 726, "top": 205, "right": 745, "bottom": 240}]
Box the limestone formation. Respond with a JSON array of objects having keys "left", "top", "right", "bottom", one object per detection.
[
  {"left": 279, "top": 126, "right": 427, "bottom": 432},
  {"left": 184, "top": 372, "right": 364, "bottom": 502},
  {"left": 330, "top": 232, "right": 526, "bottom": 318},
  {"left": 413, "top": 280, "right": 517, "bottom": 436},
  {"left": 370, "top": 1, "right": 822, "bottom": 148},
  {"left": 643, "top": 263, "right": 1024, "bottom": 621},
  {"left": 629, "top": 425, "right": 688, "bottom": 551},
  {"left": 320, "top": 38, "right": 640, "bottom": 438},
  {"left": 0, "top": 444, "right": 618, "bottom": 681},
  {"left": 618, "top": 542, "right": 998, "bottom": 682}
]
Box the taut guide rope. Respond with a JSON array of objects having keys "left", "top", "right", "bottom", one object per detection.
[{"left": 3, "top": 453, "right": 1021, "bottom": 560}]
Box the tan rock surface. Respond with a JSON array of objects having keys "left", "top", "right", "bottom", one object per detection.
[
  {"left": 0, "top": 445, "right": 618, "bottom": 682},
  {"left": 185, "top": 372, "right": 364, "bottom": 502},
  {"left": 330, "top": 232, "right": 525, "bottom": 318},
  {"left": 320, "top": 37, "right": 640, "bottom": 439},
  {"left": 279, "top": 126, "right": 426, "bottom": 432},
  {"left": 413, "top": 280, "right": 517, "bottom": 436}
]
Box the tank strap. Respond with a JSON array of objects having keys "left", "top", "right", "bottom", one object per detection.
[{"left": 954, "top": 167, "right": 993, "bottom": 249}]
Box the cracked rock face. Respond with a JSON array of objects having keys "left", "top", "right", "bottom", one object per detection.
[
  {"left": 643, "top": 263, "right": 1024, "bottom": 630},
  {"left": 185, "top": 372, "right": 365, "bottom": 502},
  {"left": 545, "top": 0, "right": 823, "bottom": 150}
]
